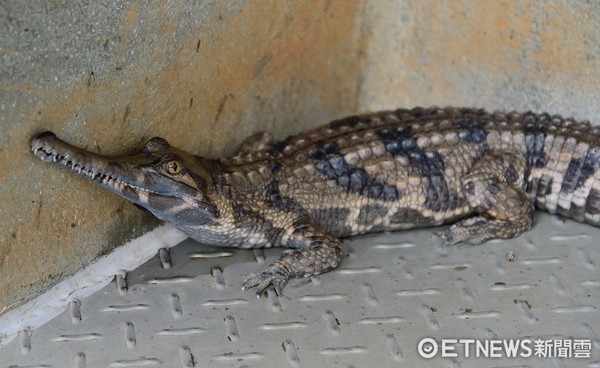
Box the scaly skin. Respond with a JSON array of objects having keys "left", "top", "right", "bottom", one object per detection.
[{"left": 31, "top": 107, "right": 600, "bottom": 295}]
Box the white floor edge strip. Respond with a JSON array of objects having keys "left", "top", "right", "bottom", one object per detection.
[{"left": 0, "top": 224, "right": 187, "bottom": 348}]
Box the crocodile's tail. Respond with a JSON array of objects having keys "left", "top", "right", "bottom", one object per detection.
[{"left": 521, "top": 112, "right": 600, "bottom": 226}]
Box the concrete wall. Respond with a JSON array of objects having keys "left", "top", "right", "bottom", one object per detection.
[
  {"left": 1, "top": 0, "right": 599, "bottom": 313},
  {"left": 360, "top": 1, "right": 600, "bottom": 120}
]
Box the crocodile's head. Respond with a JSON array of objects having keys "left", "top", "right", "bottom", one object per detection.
[{"left": 31, "top": 132, "right": 220, "bottom": 227}]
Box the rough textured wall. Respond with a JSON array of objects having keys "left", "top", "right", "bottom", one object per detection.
[
  {"left": 360, "top": 0, "right": 600, "bottom": 121},
  {"left": 0, "top": 1, "right": 363, "bottom": 312}
]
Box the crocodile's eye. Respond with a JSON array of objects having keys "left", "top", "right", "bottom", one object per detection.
[{"left": 166, "top": 160, "right": 183, "bottom": 175}]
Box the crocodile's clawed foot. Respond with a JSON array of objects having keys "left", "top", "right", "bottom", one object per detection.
[
  {"left": 436, "top": 216, "right": 505, "bottom": 246},
  {"left": 241, "top": 263, "right": 292, "bottom": 297}
]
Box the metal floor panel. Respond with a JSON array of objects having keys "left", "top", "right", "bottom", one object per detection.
[{"left": 1, "top": 213, "right": 599, "bottom": 367}]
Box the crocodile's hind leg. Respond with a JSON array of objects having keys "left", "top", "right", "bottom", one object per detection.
[
  {"left": 439, "top": 150, "right": 534, "bottom": 245},
  {"left": 242, "top": 222, "right": 342, "bottom": 296}
]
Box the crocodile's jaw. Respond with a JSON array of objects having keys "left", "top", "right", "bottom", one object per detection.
[{"left": 31, "top": 131, "right": 218, "bottom": 227}]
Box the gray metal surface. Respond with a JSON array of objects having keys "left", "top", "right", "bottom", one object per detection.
[{"left": 1, "top": 213, "right": 599, "bottom": 367}]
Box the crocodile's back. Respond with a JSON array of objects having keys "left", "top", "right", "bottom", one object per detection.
[{"left": 225, "top": 107, "right": 600, "bottom": 237}]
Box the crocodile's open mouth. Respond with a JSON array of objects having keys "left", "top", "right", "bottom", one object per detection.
[{"left": 31, "top": 131, "right": 153, "bottom": 194}]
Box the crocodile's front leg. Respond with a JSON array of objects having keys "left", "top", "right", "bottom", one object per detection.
[
  {"left": 242, "top": 224, "right": 342, "bottom": 296},
  {"left": 241, "top": 214, "right": 342, "bottom": 296}
]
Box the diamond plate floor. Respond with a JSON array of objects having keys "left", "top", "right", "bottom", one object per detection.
[{"left": 1, "top": 213, "right": 599, "bottom": 367}]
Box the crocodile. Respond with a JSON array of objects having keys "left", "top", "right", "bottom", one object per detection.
[{"left": 30, "top": 107, "right": 600, "bottom": 295}]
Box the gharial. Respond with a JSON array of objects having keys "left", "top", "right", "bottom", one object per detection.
[{"left": 31, "top": 107, "right": 600, "bottom": 295}]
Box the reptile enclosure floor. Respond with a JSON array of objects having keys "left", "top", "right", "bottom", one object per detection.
[{"left": 1, "top": 213, "right": 598, "bottom": 367}]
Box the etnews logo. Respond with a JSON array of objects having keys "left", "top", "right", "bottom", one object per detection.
[{"left": 418, "top": 338, "right": 592, "bottom": 359}]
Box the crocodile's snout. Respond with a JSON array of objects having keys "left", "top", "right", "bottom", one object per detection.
[{"left": 31, "top": 131, "right": 60, "bottom": 162}]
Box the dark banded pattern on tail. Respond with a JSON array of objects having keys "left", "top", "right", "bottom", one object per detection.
[{"left": 518, "top": 113, "right": 600, "bottom": 225}]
